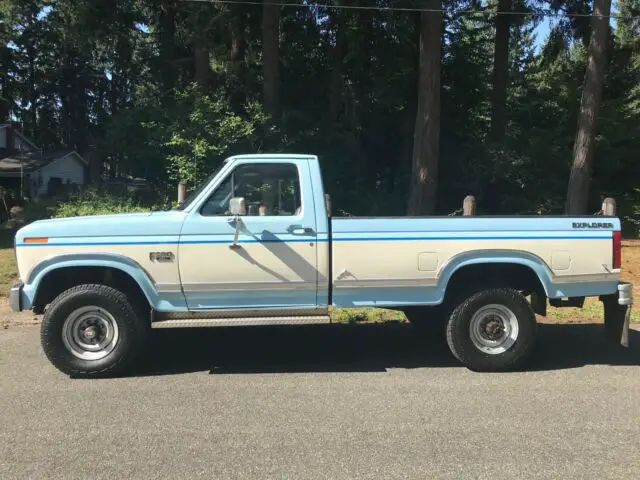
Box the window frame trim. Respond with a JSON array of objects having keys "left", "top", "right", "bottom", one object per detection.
[{"left": 197, "top": 161, "right": 305, "bottom": 219}]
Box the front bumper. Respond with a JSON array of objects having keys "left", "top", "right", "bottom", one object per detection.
[
  {"left": 10, "top": 282, "right": 23, "bottom": 312},
  {"left": 600, "top": 281, "right": 633, "bottom": 347}
]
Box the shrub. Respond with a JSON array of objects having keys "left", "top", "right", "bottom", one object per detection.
[
  {"left": 52, "top": 190, "right": 151, "bottom": 218},
  {"left": 19, "top": 197, "right": 59, "bottom": 224}
]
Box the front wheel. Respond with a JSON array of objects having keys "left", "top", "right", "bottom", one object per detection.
[
  {"left": 41, "top": 284, "right": 147, "bottom": 378},
  {"left": 446, "top": 287, "right": 537, "bottom": 371}
]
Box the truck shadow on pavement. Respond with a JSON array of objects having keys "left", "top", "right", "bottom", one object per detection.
[{"left": 131, "top": 322, "right": 640, "bottom": 377}]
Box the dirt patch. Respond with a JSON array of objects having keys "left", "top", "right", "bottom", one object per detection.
[
  {"left": 621, "top": 240, "right": 640, "bottom": 293},
  {"left": 0, "top": 299, "right": 40, "bottom": 329}
]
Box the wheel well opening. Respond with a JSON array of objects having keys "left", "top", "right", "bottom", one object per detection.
[
  {"left": 33, "top": 267, "right": 149, "bottom": 314},
  {"left": 444, "top": 263, "right": 545, "bottom": 302}
]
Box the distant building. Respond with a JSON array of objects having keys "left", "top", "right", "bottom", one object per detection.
[{"left": 0, "top": 124, "right": 87, "bottom": 196}]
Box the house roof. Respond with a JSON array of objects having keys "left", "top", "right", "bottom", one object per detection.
[{"left": 0, "top": 149, "right": 87, "bottom": 178}]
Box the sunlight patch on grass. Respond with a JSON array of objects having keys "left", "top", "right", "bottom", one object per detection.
[
  {"left": 545, "top": 296, "right": 640, "bottom": 323},
  {"left": 330, "top": 307, "right": 406, "bottom": 324},
  {"left": 0, "top": 233, "right": 18, "bottom": 297}
]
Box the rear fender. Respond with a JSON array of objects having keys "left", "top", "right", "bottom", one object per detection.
[{"left": 436, "top": 249, "right": 554, "bottom": 301}]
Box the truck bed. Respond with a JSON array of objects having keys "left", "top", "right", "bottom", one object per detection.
[{"left": 330, "top": 216, "right": 620, "bottom": 307}]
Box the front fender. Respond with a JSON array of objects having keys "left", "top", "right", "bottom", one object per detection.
[
  {"left": 22, "top": 252, "right": 186, "bottom": 311},
  {"left": 435, "top": 249, "right": 554, "bottom": 300}
]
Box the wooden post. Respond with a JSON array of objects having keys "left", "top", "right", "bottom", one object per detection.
[
  {"left": 602, "top": 197, "right": 616, "bottom": 216},
  {"left": 463, "top": 195, "right": 476, "bottom": 216},
  {"left": 178, "top": 182, "right": 187, "bottom": 204}
]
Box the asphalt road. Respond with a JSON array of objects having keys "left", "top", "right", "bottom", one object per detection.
[{"left": 1, "top": 322, "right": 640, "bottom": 480}]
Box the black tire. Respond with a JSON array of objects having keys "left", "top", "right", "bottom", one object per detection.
[
  {"left": 446, "top": 287, "right": 537, "bottom": 372},
  {"left": 41, "top": 284, "right": 147, "bottom": 378}
]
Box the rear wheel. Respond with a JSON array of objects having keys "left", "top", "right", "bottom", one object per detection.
[
  {"left": 446, "top": 287, "right": 537, "bottom": 371},
  {"left": 41, "top": 284, "right": 147, "bottom": 378}
]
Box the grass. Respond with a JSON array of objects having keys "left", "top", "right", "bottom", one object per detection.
[
  {"left": 0, "top": 231, "right": 638, "bottom": 323},
  {"left": 542, "top": 240, "right": 640, "bottom": 323},
  {"left": 330, "top": 307, "right": 406, "bottom": 324},
  {"left": 545, "top": 296, "right": 640, "bottom": 323},
  {"left": 0, "top": 232, "right": 18, "bottom": 299}
]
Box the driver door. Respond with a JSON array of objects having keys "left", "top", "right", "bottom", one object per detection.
[{"left": 178, "top": 159, "right": 318, "bottom": 310}]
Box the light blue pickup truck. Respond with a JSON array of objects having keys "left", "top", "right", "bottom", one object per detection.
[{"left": 11, "top": 154, "right": 632, "bottom": 377}]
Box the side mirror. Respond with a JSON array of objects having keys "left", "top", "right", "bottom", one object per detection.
[
  {"left": 229, "top": 197, "right": 246, "bottom": 216},
  {"left": 229, "top": 197, "right": 245, "bottom": 249}
]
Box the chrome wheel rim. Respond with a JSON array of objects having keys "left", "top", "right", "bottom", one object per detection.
[
  {"left": 62, "top": 306, "right": 119, "bottom": 360},
  {"left": 469, "top": 304, "right": 519, "bottom": 355}
]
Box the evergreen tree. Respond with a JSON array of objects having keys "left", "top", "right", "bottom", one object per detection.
[{"left": 0, "top": 0, "right": 637, "bottom": 229}]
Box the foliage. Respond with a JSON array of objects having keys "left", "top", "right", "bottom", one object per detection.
[
  {"left": 52, "top": 190, "right": 150, "bottom": 218},
  {"left": 158, "top": 88, "right": 271, "bottom": 185},
  {"left": 1, "top": 0, "right": 639, "bottom": 231}
]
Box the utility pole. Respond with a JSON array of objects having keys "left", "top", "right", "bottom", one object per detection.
[{"left": 19, "top": 139, "right": 23, "bottom": 199}]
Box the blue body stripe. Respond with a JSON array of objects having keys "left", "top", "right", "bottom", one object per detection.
[
  {"left": 332, "top": 235, "right": 609, "bottom": 242},
  {"left": 16, "top": 234, "right": 611, "bottom": 247},
  {"left": 333, "top": 229, "right": 614, "bottom": 234},
  {"left": 18, "top": 241, "right": 181, "bottom": 247}
]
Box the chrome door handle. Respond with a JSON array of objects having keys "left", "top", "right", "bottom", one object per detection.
[{"left": 288, "top": 226, "right": 314, "bottom": 235}]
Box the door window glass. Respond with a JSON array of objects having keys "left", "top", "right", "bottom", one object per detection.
[{"left": 201, "top": 163, "right": 301, "bottom": 216}]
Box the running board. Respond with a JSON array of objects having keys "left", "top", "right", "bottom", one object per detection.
[{"left": 151, "top": 315, "right": 331, "bottom": 329}]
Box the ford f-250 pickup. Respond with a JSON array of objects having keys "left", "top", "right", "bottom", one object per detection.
[{"left": 10, "top": 154, "right": 633, "bottom": 377}]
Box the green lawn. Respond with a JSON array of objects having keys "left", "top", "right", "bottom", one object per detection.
[
  {"left": 330, "top": 299, "right": 640, "bottom": 324},
  {"left": 545, "top": 296, "right": 640, "bottom": 323},
  {"left": 0, "top": 232, "right": 18, "bottom": 298},
  {"left": 330, "top": 307, "right": 406, "bottom": 324},
  {"left": 0, "top": 232, "right": 636, "bottom": 324}
]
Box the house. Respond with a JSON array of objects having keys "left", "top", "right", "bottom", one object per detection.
[{"left": 0, "top": 124, "right": 87, "bottom": 196}]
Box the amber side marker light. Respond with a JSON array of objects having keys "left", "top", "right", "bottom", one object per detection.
[{"left": 23, "top": 237, "right": 49, "bottom": 244}]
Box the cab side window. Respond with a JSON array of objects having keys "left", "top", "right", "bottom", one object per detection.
[{"left": 200, "top": 163, "right": 301, "bottom": 216}]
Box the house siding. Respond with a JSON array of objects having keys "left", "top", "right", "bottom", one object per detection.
[{"left": 31, "top": 154, "right": 85, "bottom": 196}]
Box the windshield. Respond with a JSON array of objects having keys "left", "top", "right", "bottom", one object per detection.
[{"left": 176, "top": 163, "right": 226, "bottom": 211}]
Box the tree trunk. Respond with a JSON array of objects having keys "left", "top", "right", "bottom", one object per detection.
[
  {"left": 158, "top": 2, "right": 177, "bottom": 94},
  {"left": 407, "top": 3, "right": 442, "bottom": 216},
  {"left": 0, "top": 95, "right": 8, "bottom": 124},
  {"left": 356, "top": 1, "right": 374, "bottom": 126},
  {"left": 262, "top": 0, "right": 281, "bottom": 117},
  {"left": 565, "top": 0, "right": 611, "bottom": 215},
  {"left": 328, "top": 3, "right": 346, "bottom": 125},
  {"left": 109, "top": 68, "right": 119, "bottom": 116},
  {"left": 229, "top": 4, "right": 247, "bottom": 110},
  {"left": 357, "top": 1, "right": 376, "bottom": 189},
  {"left": 85, "top": 148, "right": 102, "bottom": 185},
  {"left": 229, "top": 6, "right": 246, "bottom": 70},
  {"left": 490, "top": 0, "right": 511, "bottom": 143},
  {"left": 74, "top": 67, "right": 89, "bottom": 154},
  {"left": 194, "top": 35, "right": 209, "bottom": 90},
  {"left": 28, "top": 51, "right": 37, "bottom": 139},
  {"left": 27, "top": 11, "right": 37, "bottom": 139}
]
